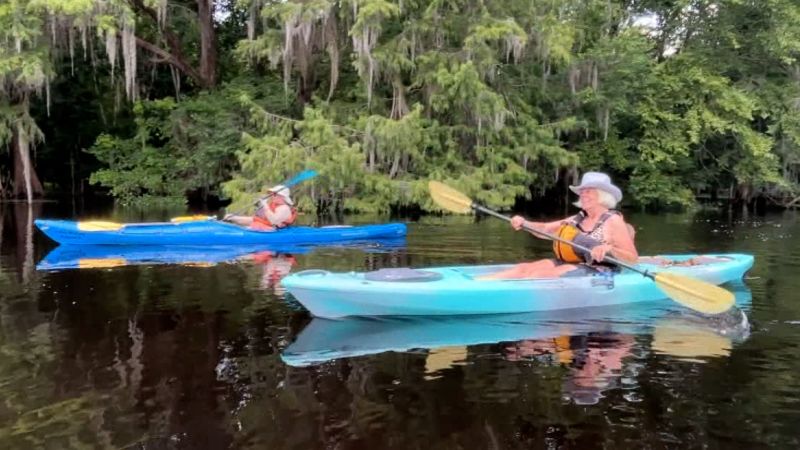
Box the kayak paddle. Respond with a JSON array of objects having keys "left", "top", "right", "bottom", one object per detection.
[
  {"left": 282, "top": 169, "right": 319, "bottom": 189},
  {"left": 223, "top": 169, "right": 319, "bottom": 219},
  {"left": 428, "top": 180, "right": 735, "bottom": 315},
  {"left": 171, "top": 170, "right": 320, "bottom": 223}
]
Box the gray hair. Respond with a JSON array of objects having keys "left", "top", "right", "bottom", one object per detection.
[
  {"left": 573, "top": 189, "right": 618, "bottom": 210},
  {"left": 597, "top": 190, "right": 618, "bottom": 208}
]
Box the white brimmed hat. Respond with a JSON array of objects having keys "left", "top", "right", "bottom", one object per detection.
[
  {"left": 268, "top": 184, "right": 294, "bottom": 205},
  {"left": 569, "top": 172, "right": 622, "bottom": 203}
]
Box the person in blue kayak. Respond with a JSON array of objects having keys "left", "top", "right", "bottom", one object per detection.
[
  {"left": 224, "top": 185, "right": 298, "bottom": 231},
  {"left": 482, "top": 171, "right": 639, "bottom": 279}
]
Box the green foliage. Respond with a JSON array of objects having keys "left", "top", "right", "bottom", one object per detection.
[
  {"left": 88, "top": 79, "right": 270, "bottom": 204},
  {"left": 224, "top": 0, "right": 584, "bottom": 212},
  {"left": 5, "top": 0, "right": 800, "bottom": 210},
  {"left": 224, "top": 102, "right": 371, "bottom": 213},
  {"left": 628, "top": 168, "right": 696, "bottom": 208},
  {"left": 88, "top": 99, "right": 183, "bottom": 203},
  {"left": 0, "top": 0, "right": 48, "bottom": 149}
]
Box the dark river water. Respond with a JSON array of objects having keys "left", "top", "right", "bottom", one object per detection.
[{"left": 1, "top": 203, "right": 799, "bottom": 448}]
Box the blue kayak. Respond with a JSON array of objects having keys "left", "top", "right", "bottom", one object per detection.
[
  {"left": 281, "top": 283, "right": 752, "bottom": 367},
  {"left": 280, "top": 254, "right": 754, "bottom": 318},
  {"left": 34, "top": 219, "right": 407, "bottom": 246}
]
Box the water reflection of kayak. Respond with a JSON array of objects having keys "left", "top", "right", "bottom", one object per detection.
[
  {"left": 36, "top": 239, "right": 406, "bottom": 271},
  {"left": 281, "top": 282, "right": 752, "bottom": 368}
]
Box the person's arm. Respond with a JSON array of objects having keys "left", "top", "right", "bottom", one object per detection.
[
  {"left": 511, "top": 215, "right": 572, "bottom": 239},
  {"left": 590, "top": 215, "right": 639, "bottom": 263},
  {"left": 224, "top": 214, "right": 254, "bottom": 227}
]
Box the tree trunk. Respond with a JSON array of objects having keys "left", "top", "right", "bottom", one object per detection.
[
  {"left": 389, "top": 152, "right": 401, "bottom": 179},
  {"left": 297, "top": 76, "right": 313, "bottom": 105},
  {"left": 0, "top": 205, "right": 4, "bottom": 255},
  {"left": 12, "top": 126, "right": 43, "bottom": 202},
  {"left": 130, "top": 0, "right": 218, "bottom": 88},
  {"left": 734, "top": 182, "right": 752, "bottom": 213},
  {"left": 196, "top": 0, "right": 218, "bottom": 87},
  {"left": 368, "top": 147, "right": 375, "bottom": 173}
]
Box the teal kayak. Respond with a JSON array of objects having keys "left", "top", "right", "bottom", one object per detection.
[
  {"left": 280, "top": 254, "right": 754, "bottom": 318},
  {"left": 282, "top": 283, "right": 752, "bottom": 367},
  {"left": 34, "top": 218, "right": 407, "bottom": 246}
]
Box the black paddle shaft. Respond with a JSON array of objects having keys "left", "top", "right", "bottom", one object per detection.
[{"left": 471, "top": 203, "right": 651, "bottom": 279}]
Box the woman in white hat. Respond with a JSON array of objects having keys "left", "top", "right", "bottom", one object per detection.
[
  {"left": 482, "top": 172, "right": 638, "bottom": 279},
  {"left": 224, "top": 184, "right": 297, "bottom": 231}
]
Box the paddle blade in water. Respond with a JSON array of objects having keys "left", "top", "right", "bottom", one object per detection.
[
  {"left": 653, "top": 272, "right": 735, "bottom": 315},
  {"left": 428, "top": 181, "right": 474, "bottom": 214}
]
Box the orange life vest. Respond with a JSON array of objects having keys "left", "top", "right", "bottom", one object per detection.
[
  {"left": 552, "top": 211, "right": 619, "bottom": 263},
  {"left": 254, "top": 196, "right": 297, "bottom": 229},
  {"left": 553, "top": 223, "right": 585, "bottom": 263}
]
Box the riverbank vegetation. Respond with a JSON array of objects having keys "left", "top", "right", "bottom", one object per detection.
[{"left": 2, "top": 0, "right": 800, "bottom": 213}]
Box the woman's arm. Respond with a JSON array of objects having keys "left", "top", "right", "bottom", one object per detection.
[
  {"left": 593, "top": 215, "right": 638, "bottom": 263},
  {"left": 511, "top": 216, "right": 572, "bottom": 239}
]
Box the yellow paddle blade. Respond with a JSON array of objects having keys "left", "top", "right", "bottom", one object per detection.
[
  {"left": 428, "top": 181, "right": 473, "bottom": 214},
  {"left": 77, "top": 221, "right": 123, "bottom": 231},
  {"left": 653, "top": 272, "right": 735, "bottom": 315},
  {"left": 170, "top": 215, "right": 213, "bottom": 223}
]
